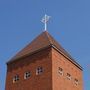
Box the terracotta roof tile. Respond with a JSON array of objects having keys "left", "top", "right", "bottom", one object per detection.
[{"left": 7, "top": 31, "right": 82, "bottom": 70}]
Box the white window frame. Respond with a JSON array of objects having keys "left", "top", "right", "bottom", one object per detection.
[
  {"left": 58, "top": 67, "right": 63, "bottom": 76},
  {"left": 74, "top": 79, "right": 79, "bottom": 85},
  {"left": 13, "top": 75, "right": 19, "bottom": 83},
  {"left": 36, "top": 67, "right": 43, "bottom": 75},
  {"left": 67, "top": 73, "right": 71, "bottom": 80},
  {"left": 24, "top": 71, "right": 31, "bottom": 79}
]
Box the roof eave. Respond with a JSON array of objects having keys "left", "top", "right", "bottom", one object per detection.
[
  {"left": 6, "top": 44, "right": 83, "bottom": 71},
  {"left": 6, "top": 44, "right": 52, "bottom": 65},
  {"left": 51, "top": 44, "right": 83, "bottom": 71}
]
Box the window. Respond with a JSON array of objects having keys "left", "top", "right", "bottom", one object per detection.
[
  {"left": 24, "top": 72, "right": 31, "bottom": 79},
  {"left": 58, "top": 67, "right": 63, "bottom": 75},
  {"left": 74, "top": 79, "right": 79, "bottom": 85},
  {"left": 36, "top": 67, "right": 43, "bottom": 75},
  {"left": 66, "top": 73, "right": 71, "bottom": 80},
  {"left": 13, "top": 75, "right": 19, "bottom": 83}
]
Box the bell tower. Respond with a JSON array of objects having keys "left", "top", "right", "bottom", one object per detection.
[
  {"left": 5, "top": 15, "right": 83, "bottom": 90},
  {"left": 5, "top": 31, "right": 83, "bottom": 90}
]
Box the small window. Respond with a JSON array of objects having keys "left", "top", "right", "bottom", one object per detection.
[
  {"left": 74, "top": 79, "right": 79, "bottom": 85},
  {"left": 67, "top": 73, "right": 71, "bottom": 80},
  {"left": 36, "top": 67, "right": 43, "bottom": 75},
  {"left": 24, "top": 72, "right": 31, "bottom": 79},
  {"left": 58, "top": 67, "right": 63, "bottom": 75},
  {"left": 13, "top": 75, "right": 19, "bottom": 83}
]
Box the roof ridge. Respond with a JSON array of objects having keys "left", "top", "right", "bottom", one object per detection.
[{"left": 44, "top": 31, "right": 52, "bottom": 45}]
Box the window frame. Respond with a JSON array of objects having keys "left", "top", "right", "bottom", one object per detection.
[
  {"left": 13, "top": 75, "right": 19, "bottom": 83},
  {"left": 24, "top": 71, "right": 31, "bottom": 79},
  {"left": 36, "top": 67, "right": 43, "bottom": 75},
  {"left": 58, "top": 67, "right": 63, "bottom": 76},
  {"left": 66, "top": 73, "right": 71, "bottom": 80},
  {"left": 74, "top": 78, "right": 79, "bottom": 85}
]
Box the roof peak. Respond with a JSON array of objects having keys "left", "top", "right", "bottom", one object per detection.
[
  {"left": 7, "top": 31, "right": 82, "bottom": 70},
  {"left": 6, "top": 31, "right": 73, "bottom": 62}
]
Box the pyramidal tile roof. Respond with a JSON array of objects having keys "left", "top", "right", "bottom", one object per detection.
[{"left": 7, "top": 31, "right": 82, "bottom": 70}]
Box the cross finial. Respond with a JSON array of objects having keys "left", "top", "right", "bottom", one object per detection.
[{"left": 41, "top": 14, "right": 51, "bottom": 31}]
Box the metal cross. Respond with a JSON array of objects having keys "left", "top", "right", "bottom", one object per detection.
[{"left": 41, "top": 14, "right": 51, "bottom": 31}]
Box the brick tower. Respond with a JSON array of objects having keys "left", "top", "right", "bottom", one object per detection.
[{"left": 5, "top": 31, "right": 83, "bottom": 90}]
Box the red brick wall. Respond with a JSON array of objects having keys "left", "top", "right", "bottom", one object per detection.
[
  {"left": 52, "top": 48, "right": 83, "bottom": 90},
  {"left": 5, "top": 47, "right": 52, "bottom": 90},
  {"left": 5, "top": 47, "right": 83, "bottom": 90}
]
